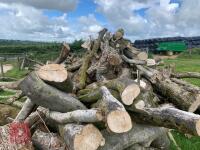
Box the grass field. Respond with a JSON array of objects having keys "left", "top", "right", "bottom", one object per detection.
[{"left": 162, "top": 51, "right": 200, "bottom": 150}]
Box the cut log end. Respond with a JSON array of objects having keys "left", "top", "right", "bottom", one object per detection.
[
  {"left": 121, "top": 84, "right": 140, "bottom": 105},
  {"left": 37, "top": 64, "right": 68, "bottom": 83},
  {"left": 107, "top": 110, "right": 132, "bottom": 133},
  {"left": 137, "top": 52, "right": 148, "bottom": 61},
  {"left": 74, "top": 124, "right": 105, "bottom": 150}
]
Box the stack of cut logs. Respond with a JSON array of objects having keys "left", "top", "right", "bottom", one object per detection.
[{"left": 1, "top": 28, "right": 200, "bottom": 150}]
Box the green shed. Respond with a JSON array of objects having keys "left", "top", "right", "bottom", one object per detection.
[{"left": 156, "top": 41, "right": 187, "bottom": 52}]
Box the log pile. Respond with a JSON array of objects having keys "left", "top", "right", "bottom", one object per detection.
[{"left": 1, "top": 28, "right": 200, "bottom": 150}]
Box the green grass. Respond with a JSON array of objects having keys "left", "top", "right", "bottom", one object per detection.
[
  {"left": 0, "top": 90, "right": 16, "bottom": 103},
  {"left": 170, "top": 131, "right": 200, "bottom": 150},
  {"left": 161, "top": 51, "right": 200, "bottom": 149},
  {"left": 163, "top": 57, "right": 200, "bottom": 86}
]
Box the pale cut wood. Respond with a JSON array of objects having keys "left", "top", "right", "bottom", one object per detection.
[
  {"left": 19, "top": 72, "right": 86, "bottom": 112},
  {"left": 59, "top": 124, "right": 105, "bottom": 150},
  {"left": 121, "top": 54, "right": 146, "bottom": 65},
  {"left": 98, "top": 86, "right": 132, "bottom": 133},
  {"left": 37, "top": 64, "right": 73, "bottom": 92},
  {"left": 104, "top": 78, "right": 140, "bottom": 105}
]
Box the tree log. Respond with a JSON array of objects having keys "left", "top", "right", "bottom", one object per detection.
[
  {"left": 32, "top": 129, "right": 67, "bottom": 150},
  {"left": 78, "top": 88, "right": 120, "bottom": 103},
  {"left": 171, "top": 78, "right": 200, "bottom": 93},
  {"left": 121, "top": 54, "right": 146, "bottom": 65},
  {"left": 37, "top": 107, "right": 104, "bottom": 124},
  {"left": 172, "top": 72, "right": 200, "bottom": 79},
  {"left": 0, "top": 122, "right": 34, "bottom": 150},
  {"left": 15, "top": 98, "right": 36, "bottom": 122},
  {"left": 104, "top": 78, "right": 140, "bottom": 105},
  {"left": 59, "top": 124, "right": 105, "bottom": 150},
  {"left": 37, "top": 64, "right": 73, "bottom": 92},
  {"left": 99, "top": 124, "right": 168, "bottom": 150},
  {"left": 154, "top": 78, "right": 200, "bottom": 112},
  {"left": 19, "top": 72, "right": 86, "bottom": 112},
  {"left": 97, "top": 86, "right": 132, "bottom": 133},
  {"left": 129, "top": 104, "right": 200, "bottom": 136},
  {"left": 53, "top": 42, "right": 70, "bottom": 64}
]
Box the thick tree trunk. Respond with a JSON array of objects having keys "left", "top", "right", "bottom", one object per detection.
[
  {"left": 19, "top": 72, "right": 86, "bottom": 112},
  {"left": 32, "top": 129, "right": 67, "bottom": 150},
  {"left": 59, "top": 124, "right": 105, "bottom": 150},
  {"left": 99, "top": 124, "right": 168, "bottom": 150},
  {"left": 0, "top": 123, "right": 34, "bottom": 150},
  {"left": 37, "top": 64, "right": 73, "bottom": 92},
  {"left": 129, "top": 104, "right": 200, "bottom": 136},
  {"left": 171, "top": 78, "right": 200, "bottom": 93},
  {"left": 37, "top": 107, "right": 104, "bottom": 124},
  {"left": 154, "top": 78, "right": 200, "bottom": 112},
  {"left": 15, "top": 98, "right": 36, "bottom": 122},
  {"left": 172, "top": 72, "right": 200, "bottom": 79},
  {"left": 96, "top": 86, "right": 132, "bottom": 133},
  {"left": 53, "top": 42, "right": 70, "bottom": 64}
]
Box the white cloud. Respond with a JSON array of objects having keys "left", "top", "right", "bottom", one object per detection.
[
  {"left": 0, "top": 3, "right": 74, "bottom": 41},
  {"left": 95, "top": 0, "right": 200, "bottom": 40},
  {"left": 0, "top": 0, "right": 78, "bottom": 12}
]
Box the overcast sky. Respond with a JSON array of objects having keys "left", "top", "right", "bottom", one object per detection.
[{"left": 0, "top": 0, "right": 199, "bottom": 42}]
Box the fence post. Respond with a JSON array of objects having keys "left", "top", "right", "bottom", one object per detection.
[{"left": 1, "top": 62, "right": 4, "bottom": 77}]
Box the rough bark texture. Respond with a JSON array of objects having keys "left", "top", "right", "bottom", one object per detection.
[
  {"left": 32, "top": 129, "right": 67, "bottom": 150},
  {"left": 15, "top": 98, "right": 36, "bottom": 122},
  {"left": 154, "top": 78, "right": 200, "bottom": 112},
  {"left": 19, "top": 72, "right": 86, "bottom": 112},
  {"left": 53, "top": 42, "right": 70, "bottom": 64},
  {"left": 59, "top": 124, "right": 105, "bottom": 150},
  {"left": 99, "top": 124, "right": 168, "bottom": 150},
  {"left": 0, "top": 123, "right": 34, "bottom": 150},
  {"left": 130, "top": 105, "right": 200, "bottom": 136},
  {"left": 38, "top": 107, "right": 104, "bottom": 124},
  {"left": 172, "top": 72, "right": 200, "bottom": 79}
]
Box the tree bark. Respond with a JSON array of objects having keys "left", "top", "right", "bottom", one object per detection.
[
  {"left": 96, "top": 86, "right": 132, "bottom": 133},
  {"left": 121, "top": 54, "right": 147, "bottom": 65},
  {"left": 171, "top": 78, "right": 200, "bottom": 93},
  {"left": 59, "top": 124, "right": 105, "bottom": 150},
  {"left": 129, "top": 104, "right": 200, "bottom": 136},
  {"left": 78, "top": 88, "right": 120, "bottom": 103},
  {"left": 154, "top": 78, "right": 200, "bottom": 112},
  {"left": 37, "top": 64, "right": 73, "bottom": 92},
  {"left": 53, "top": 42, "right": 70, "bottom": 64},
  {"left": 37, "top": 107, "right": 104, "bottom": 124},
  {"left": 0, "top": 123, "right": 34, "bottom": 150},
  {"left": 99, "top": 124, "right": 168, "bottom": 150},
  {"left": 15, "top": 98, "right": 36, "bottom": 122},
  {"left": 19, "top": 72, "right": 86, "bottom": 112},
  {"left": 32, "top": 129, "right": 67, "bottom": 150},
  {"left": 172, "top": 72, "right": 200, "bottom": 79}
]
